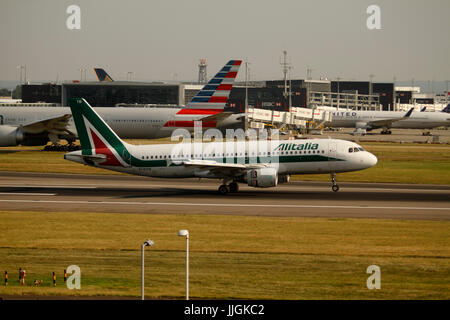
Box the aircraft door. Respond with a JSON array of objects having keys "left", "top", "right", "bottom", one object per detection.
[
  {"left": 122, "top": 149, "right": 132, "bottom": 167},
  {"left": 328, "top": 140, "right": 337, "bottom": 171}
]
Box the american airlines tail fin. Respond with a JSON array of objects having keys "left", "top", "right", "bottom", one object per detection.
[
  {"left": 186, "top": 60, "right": 242, "bottom": 110},
  {"left": 93, "top": 68, "right": 114, "bottom": 82},
  {"left": 442, "top": 104, "right": 450, "bottom": 113},
  {"left": 68, "top": 98, "right": 131, "bottom": 167}
]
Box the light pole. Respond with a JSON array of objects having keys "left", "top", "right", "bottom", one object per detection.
[
  {"left": 178, "top": 229, "right": 189, "bottom": 300},
  {"left": 17, "top": 65, "right": 26, "bottom": 84},
  {"left": 369, "top": 74, "right": 374, "bottom": 110},
  {"left": 244, "top": 61, "right": 249, "bottom": 132},
  {"left": 141, "top": 239, "right": 154, "bottom": 300}
]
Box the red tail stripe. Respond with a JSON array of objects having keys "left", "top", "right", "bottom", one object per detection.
[
  {"left": 176, "top": 108, "right": 223, "bottom": 115},
  {"left": 90, "top": 129, "right": 122, "bottom": 167},
  {"left": 216, "top": 84, "right": 233, "bottom": 90},
  {"left": 208, "top": 96, "right": 228, "bottom": 103},
  {"left": 225, "top": 72, "right": 237, "bottom": 78},
  {"left": 163, "top": 120, "right": 217, "bottom": 128}
]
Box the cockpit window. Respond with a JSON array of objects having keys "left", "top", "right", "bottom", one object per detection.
[
  {"left": 358, "top": 147, "right": 364, "bottom": 151},
  {"left": 348, "top": 148, "right": 353, "bottom": 153},
  {"left": 353, "top": 148, "right": 359, "bottom": 152}
]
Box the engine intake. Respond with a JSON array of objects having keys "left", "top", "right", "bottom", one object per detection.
[{"left": 0, "top": 126, "right": 24, "bottom": 146}]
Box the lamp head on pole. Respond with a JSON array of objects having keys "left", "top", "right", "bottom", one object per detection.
[
  {"left": 178, "top": 230, "right": 189, "bottom": 238},
  {"left": 143, "top": 239, "right": 154, "bottom": 247}
]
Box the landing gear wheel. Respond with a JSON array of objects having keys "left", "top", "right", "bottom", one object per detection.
[
  {"left": 330, "top": 173, "right": 339, "bottom": 192},
  {"left": 229, "top": 182, "right": 239, "bottom": 193},
  {"left": 218, "top": 185, "right": 229, "bottom": 195}
]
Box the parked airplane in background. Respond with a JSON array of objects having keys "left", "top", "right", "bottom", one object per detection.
[
  {"left": 0, "top": 60, "right": 243, "bottom": 147},
  {"left": 326, "top": 107, "right": 450, "bottom": 134},
  {"left": 94, "top": 68, "right": 114, "bottom": 82},
  {"left": 64, "top": 98, "right": 378, "bottom": 194}
]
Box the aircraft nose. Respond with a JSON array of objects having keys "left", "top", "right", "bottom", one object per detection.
[{"left": 367, "top": 153, "right": 378, "bottom": 167}]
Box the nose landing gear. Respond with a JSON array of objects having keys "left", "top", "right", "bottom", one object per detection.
[{"left": 330, "top": 173, "right": 339, "bottom": 192}]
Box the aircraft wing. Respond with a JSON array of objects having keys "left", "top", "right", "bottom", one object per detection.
[
  {"left": 366, "top": 108, "right": 414, "bottom": 129},
  {"left": 181, "top": 159, "right": 268, "bottom": 176},
  {"left": 22, "top": 114, "right": 73, "bottom": 135},
  {"left": 199, "top": 112, "right": 235, "bottom": 122}
]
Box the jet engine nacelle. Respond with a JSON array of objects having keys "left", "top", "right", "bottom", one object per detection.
[
  {"left": 0, "top": 126, "right": 24, "bottom": 146},
  {"left": 247, "top": 167, "right": 278, "bottom": 188}
]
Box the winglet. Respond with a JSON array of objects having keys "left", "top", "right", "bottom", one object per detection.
[{"left": 404, "top": 107, "right": 414, "bottom": 118}]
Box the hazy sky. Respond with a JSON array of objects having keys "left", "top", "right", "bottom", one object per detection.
[{"left": 1, "top": 0, "right": 449, "bottom": 83}]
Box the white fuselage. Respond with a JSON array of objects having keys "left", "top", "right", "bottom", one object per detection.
[
  {"left": 327, "top": 110, "right": 450, "bottom": 130},
  {"left": 0, "top": 106, "right": 241, "bottom": 139},
  {"left": 65, "top": 138, "right": 377, "bottom": 179}
]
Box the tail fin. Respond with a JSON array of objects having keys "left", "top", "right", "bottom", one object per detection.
[
  {"left": 186, "top": 60, "right": 242, "bottom": 110},
  {"left": 442, "top": 104, "right": 450, "bottom": 113},
  {"left": 93, "top": 68, "right": 114, "bottom": 82},
  {"left": 68, "top": 98, "right": 130, "bottom": 166},
  {"left": 420, "top": 106, "right": 426, "bottom": 112}
]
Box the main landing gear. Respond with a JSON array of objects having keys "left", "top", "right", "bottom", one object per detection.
[
  {"left": 218, "top": 181, "right": 239, "bottom": 195},
  {"left": 381, "top": 128, "right": 392, "bottom": 135},
  {"left": 330, "top": 173, "right": 339, "bottom": 192}
]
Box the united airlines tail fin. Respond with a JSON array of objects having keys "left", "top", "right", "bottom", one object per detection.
[
  {"left": 186, "top": 60, "right": 242, "bottom": 110},
  {"left": 93, "top": 68, "right": 114, "bottom": 82},
  {"left": 68, "top": 98, "right": 131, "bottom": 167},
  {"left": 442, "top": 104, "right": 450, "bottom": 113}
]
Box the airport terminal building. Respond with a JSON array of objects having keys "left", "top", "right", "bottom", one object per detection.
[{"left": 20, "top": 79, "right": 395, "bottom": 111}]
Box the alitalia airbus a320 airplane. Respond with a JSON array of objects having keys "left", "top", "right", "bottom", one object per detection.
[{"left": 64, "top": 98, "right": 378, "bottom": 194}]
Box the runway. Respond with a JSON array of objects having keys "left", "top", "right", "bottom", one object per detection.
[{"left": 0, "top": 171, "right": 449, "bottom": 220}]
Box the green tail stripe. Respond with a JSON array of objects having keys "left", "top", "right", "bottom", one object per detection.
[{"left": 68, "top": 98, "right": 128, "bottom": 158}]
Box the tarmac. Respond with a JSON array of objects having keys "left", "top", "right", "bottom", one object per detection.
[{"left": 0, "top": 171, "right": 449, "bottom": 221}]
